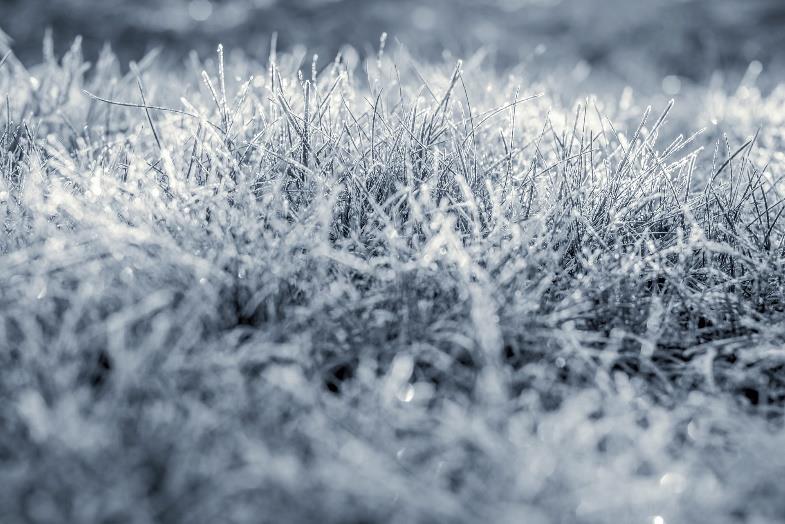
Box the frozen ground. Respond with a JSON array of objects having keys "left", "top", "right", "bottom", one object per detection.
[{"left": 2, "top": 2, "right": 785, "bottom": 523}]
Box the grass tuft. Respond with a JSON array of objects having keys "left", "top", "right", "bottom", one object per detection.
[{"left": 2, "top": 37, "right": 785, "bottom": 523}]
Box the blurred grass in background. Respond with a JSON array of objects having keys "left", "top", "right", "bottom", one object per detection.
[{"left": 1, "top": 0, "right": 784, "bottom": 87}]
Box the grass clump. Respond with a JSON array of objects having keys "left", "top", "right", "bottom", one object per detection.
[{"left": 2, "top": 36, "right": 785, "bottom": 523}]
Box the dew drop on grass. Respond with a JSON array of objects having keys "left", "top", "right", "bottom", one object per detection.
[
  {"left": 662, "top": 75, "right": 681, "bottom": 96},
  {"left": 659, "top": 472, "right": 686, "bottom": 494},
  {"left": 620, "top": 86, "right": 634, "bottom": 111},
  {"left": 397, "top": 384, "right": 415, "bottom": 403},
  {"left": 188, "top": 0, "right": 213, "bottom": 22},
  {"left": 121, "top": 267, "right": 134, "bottom": 283},
  {"left": 572, "top": 60, "right": 591, "bottom": 83}
]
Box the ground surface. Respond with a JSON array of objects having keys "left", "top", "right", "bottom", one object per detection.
[{"left": 2, "top": 5, "right": 785, "bottom": 524}]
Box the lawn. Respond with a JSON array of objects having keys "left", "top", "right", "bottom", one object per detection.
[{"left": 2, "top": 4, "right": 785, "bottom": 523}]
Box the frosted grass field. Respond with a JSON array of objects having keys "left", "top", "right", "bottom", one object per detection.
[{"left": 2, "top": 6, "right": 785, "bottom": 523}]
